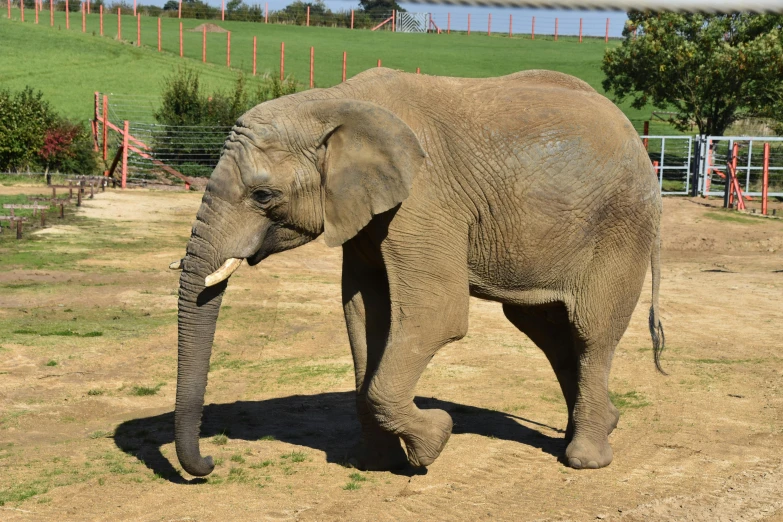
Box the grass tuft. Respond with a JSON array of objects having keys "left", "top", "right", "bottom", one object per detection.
[{"left": 129, "top": 383, "right": 165, "bottom": 396}]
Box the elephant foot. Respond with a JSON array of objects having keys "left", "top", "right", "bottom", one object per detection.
[
  {"left": 401, "top": 409, "right": 453, "bottom": 468},
  {"left": 349, "top": 434, "right": 409, "bottom": 471},
  {"left": 564, "top": 435, "right": 613, "bottom": 470}
]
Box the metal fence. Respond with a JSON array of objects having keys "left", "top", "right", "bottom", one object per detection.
[
  {"left": 641, "top": 135, "right": 693, "bottom": 195},
  {"left": 698, "top": 136, "right": 783, "bottom": 198}
]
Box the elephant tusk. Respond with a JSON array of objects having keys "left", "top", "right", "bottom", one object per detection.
[
  {"left": 169, "top": 259, "right": 184, "bottom": 270},
  {"left": 205, "top": 258, "right": 243, "bottom": 287}
]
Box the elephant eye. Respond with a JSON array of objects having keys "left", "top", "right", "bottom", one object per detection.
[{"left": 251, "top": 189, "right": 274, "bottom": 206}]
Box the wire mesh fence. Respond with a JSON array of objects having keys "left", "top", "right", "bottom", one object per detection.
[{"left": 125, "top": 122, "right": 230, "bottom": 182}]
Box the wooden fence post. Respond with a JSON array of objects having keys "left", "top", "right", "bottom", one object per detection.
[
  {"left": 202, "top": 25, "right": 206, "bottom": 62},
  {"left": 306, "top": 5, "right": 309, "bottom": 26},
  {"left": 531, "top": 16, "right": 535, "bottom": 39},
  {"left": 252, "top": 36, "right": 257, "bottom": 75},
  {"left": 121, "top": 120, "right": 129, "bottom": 189},
  {"left": 264, "top": 2, "right": 267, "bottom": 23},
  {"left": 467, "top": 14, "right": 470, "bottom": 36},
  {"left": 555, "top": 18, "right": 558, "bottom": 41},
  {"left": 309, "top": 46, "right": 314, "bottom": 88},
  {"left": 102, "top": 94, "right": 108, "bottom": 161},
  {"left": 20, "top": 0, "right": 23, "bottom": 22},
  {"left": 50, "top": 0, "right": 53, "bottom": 26},
  {"left": 99, "top": 4, "right": 103, "bottom": 35},
  {"left": 762, "top": 143, "right": 770, "bottom": 215},
  {"left": 487, "top": 13, "right": 491, "bottom": 36},
  {"left": 226, "top": 31, "right": 231, "bottom": 67},
  {"left": 579, "top": 18, "right": 583, "bottom": 43},
  {"left": 643, "top": 121, "right": 649, "bottom": 150},
  {"left": 93, "top": 91, "right": 100, "bottom": 152},
  {"left": 605, "top": 17, "right": 609, "bottom": 43},
  {"left": 391, "top": 9, "right": 395, "bottom": 32},
  {"left": 280, "top": 41, "right": 285, "bottom": 80},
  {"left": 16, "top": 220, "right": 22, "bottom": 240},
  {"left": 447, "top": 13, "right": 450, "bottom": 34},
  {"left": 508, "top": 14, "right": 511, "bottom": 38},
  {"left": 157, "top": 17, "right": 160, "bottom": 51},
  {"left": 342, "top": 51, "right": 346, "bottom": 82},
  {"left": 179, "top": 22, "right": 183, "bottom": 57},
  {"left": 350, "top": 9, "right": 353, "bottom": 29},
  {"left": 65, "top": 0, "right": 69, "bottom": 29},
  {"left": 221, "top": 0, "right": 224, "bottom": 20}
]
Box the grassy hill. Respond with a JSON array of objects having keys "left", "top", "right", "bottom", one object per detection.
[{"left": 0, "top": 12, "right": 668, "bottom": 132}]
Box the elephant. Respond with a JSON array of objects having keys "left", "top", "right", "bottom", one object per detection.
[{"left": 170, "top": 68, "right": 665, "bottom": 477}]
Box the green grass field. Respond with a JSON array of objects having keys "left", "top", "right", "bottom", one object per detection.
[{"left": 0, "top": 11, "right": 671, "bottom": 132}]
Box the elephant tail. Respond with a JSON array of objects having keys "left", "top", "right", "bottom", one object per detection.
[{"left": 648, "top": 226, "right": 666, "bottom": 375}]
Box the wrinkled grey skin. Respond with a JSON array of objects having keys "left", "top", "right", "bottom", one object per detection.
[{"left": 175, "top": 68, "right": 664, "bottom": 477}]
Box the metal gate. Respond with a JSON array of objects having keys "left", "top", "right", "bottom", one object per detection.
[
  {"left": 395, "top": 12, "right": 428, "bottom": 33},
  {"left": 640, "top": 135, "right": 694, "bottom": 195},
  {"left": 697, "top": 136, "right": 783, "bottom": 197}
]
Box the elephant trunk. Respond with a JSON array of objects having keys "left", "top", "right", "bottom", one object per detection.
[{"left": 174, "top": 249, "right": 228, "bottom": 477}]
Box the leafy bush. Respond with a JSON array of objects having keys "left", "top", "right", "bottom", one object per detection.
[
  {"left": 0, "top": 87, "right": 98, "bottom": 175},
  {"left": 151, "top": 67, "right": 299, "bottom": 177}
]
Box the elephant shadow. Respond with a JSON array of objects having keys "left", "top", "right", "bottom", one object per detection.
[{"left": 113, "top": 392, "right": 565, "bottom": 484}]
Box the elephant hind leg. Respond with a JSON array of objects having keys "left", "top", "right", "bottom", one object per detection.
[{"left": 503, "top": 302, "right": 621, "bottom": 468}]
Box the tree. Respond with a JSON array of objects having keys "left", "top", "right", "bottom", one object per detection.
[
  {"left": 358, "top": 0, "right": 403, "bottom": 16},
  {"left": 602, "top": 13, "right": 783, "bottom": 136}
]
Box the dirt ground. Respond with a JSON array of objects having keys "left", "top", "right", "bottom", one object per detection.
[{"left": 1, "top": 187, "right": 782, "bottom": 521}]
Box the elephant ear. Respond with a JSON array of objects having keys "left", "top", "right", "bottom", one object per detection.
[{"left": 303, "top": 99, "right": 426, "bottom": 247}]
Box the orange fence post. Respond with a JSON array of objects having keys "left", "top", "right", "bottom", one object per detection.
[
  {"left": 605, "top": 17, "right": 609, "bottom": 43},
  {"left": 157, "top": 17, "right": 160, "bottom": 51},
  {"left": 391, "top": 9, "right": 395, "bottom": 32},
  {"left": 447, "top": 13, "right": 450, "bottom": 33},
  {"left": 82, "top": 2, "right": 86, "bottom": 33},
  {"left": 121, "top": 120, "right": 129, "bottom": 189},
  {"left": 280, "top": 41, "right": 285, "bottom": 80},
  {"left": 467, "top": 14, "right": 471, "bottom": 35},
  {"left": 264, "top": 2, "right": 267, "bottom": 23},
  {"left": 652, "top": 161, "right": 659, "bottom": 183},
  {"left": 579, "top": 18, "right": 583, "bottom": 43},
  {"left": 416, "top": 67, "right": 420, "bottom": 74},
  {"left": 487, "top": 13, "right": 491, "bottom": 36},
  {"left": 221, "top": 0, "right": 224, "bottom": 20},
  {"left": 508, "top": 14, "right": 511, "bottom": 37},
  {"left": 102, "top": 95, "right": 108, "bottom": 161},
  {"left": 554, "top": 17, "right": 558, "bottom": 40},
  {"left": 7, "top": 0, "right": 10, "bottom": 20},
  {"left": 179, "top": 22, "right": 182, "bottom": 57},
  {"left": 252, "top": 36, "right": 257, "bottom": 75},
  {"left": 643, "top": 121, "right": 649, "bottom": 149},
  {"left": 728, "top": 143, "right": 739, "bottom": 208},
  {"left": 762, "top": 143, "right": 770, "bottom": 215},
  {"left": 20, "top": 0, "right": 23, "bottom": 22},
  {"left": 306, "top": 5, "right": 309, "bottom": 26},
  {"left": 532, "top": 16, "right": 535, "bottom": 39},
  {"left": 226, "top": 31, "right": 231, "bottom": 68},
  {"left": 116, "top": 7, "right": 120, "bottom": 40},
  {"left": 350, "top": 9, "right": 353, "bottom": 29},
  {"left": 341, "top": 51, "right": 346, "bottom": 82},
  {"left": 50, "top": 0, "right": 53, "bottom": 26},
  {"left": 65, "top": 0, "right": 69, "bottom": 29},
  {"left": 377, "top": 58, "right": 381, "bottom": 67},
  {"left": 99, "top": 4, "right": 103, "bottom": 35},
  {"left": 309, "top": 46, "right": 314, "bottom": 88},
  {"left": 202, "top": 26, "right": 206, "bottom": 62},
  {"left": 136, "top": 14, "right": 140, "bottom": 46}
]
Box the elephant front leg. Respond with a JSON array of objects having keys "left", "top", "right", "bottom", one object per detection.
[
  {"left": 342, "top": 245, "right": 408, "bottom": 471},
  {"left": 364, "top": 250, "right": 470, "bottom": 468}
]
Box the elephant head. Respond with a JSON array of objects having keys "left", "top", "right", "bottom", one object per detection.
[{"left": 173, "top": 97, "right": 426, "bottom": 477}]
